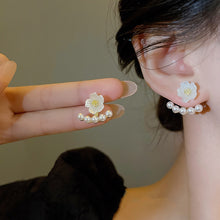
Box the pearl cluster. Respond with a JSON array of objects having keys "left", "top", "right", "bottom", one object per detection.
[
  {"left": 166, "top": 101, "right": 203, "bottom": 115},
  {"left": 78, "top": 110, "right": 113, "bottom": 123}
]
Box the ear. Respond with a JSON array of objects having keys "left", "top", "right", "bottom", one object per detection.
[{"left": 132, "top": 35, "right": 209, "bottom": 108}]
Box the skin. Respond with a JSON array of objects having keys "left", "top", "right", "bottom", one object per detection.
[
  {"left": 1, "top": 30, "right": 219, "bottom": 219},
  {"left": 0, "top": 53, "right": 126, "bottom": 144},
  {"left": 114, "top": 30, "right": 220, "bottom": 219},
  {"left": 114, "top": 146, "right": 189, "bottom": 220}
]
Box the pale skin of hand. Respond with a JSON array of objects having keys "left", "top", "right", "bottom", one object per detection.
[{"left": 0, "top": 54, "right": 124, "bottom": 144}]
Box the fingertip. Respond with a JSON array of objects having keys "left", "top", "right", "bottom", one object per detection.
[
  {"left": 8, "top": 60, "right": 17, "bottom": 68},
  {"left": 9, "top": 60, "right": 17, "bottom": 65},
  {"left": 0, "top": 60, "right": 17, "bottom": 91},
  {"left": 109, "top": 104, "right": 125, "bottom": 120},
  {"left": 0, "top": 53, "right": 9, "bottom": 64},
  {"left": 121, "top": 80, "right": 138, "bottom": 99},
  {"left": 4, "top": 60, "right": 17, "bottom": 75},
  {"left": 102, "top": 78, "right": 124, "bottom": 100}
]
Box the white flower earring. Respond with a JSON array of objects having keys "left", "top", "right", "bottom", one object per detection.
[
  {"left": 78, "top": 92, "right": 113, "bottom": 123},
  {"left": 177, "top": 81, "right": 197, "bottom": 103},
  {"left": 166, "top": 81, "right": 203, "bottom": 115}
]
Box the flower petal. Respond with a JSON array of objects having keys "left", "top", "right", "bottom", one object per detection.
[
  {"left": 99, "top": 95, "right": 104, "bottom": 103},
  {"left": 85, "top": 99, "right": 92, "bottom": 108},
  {"left": 177, "top": 81, "right": 197, "bottom": 103},
  {"left": 90, "top": 92, "right": 99, "bottom": 99},
  {"left": 96, "top": 104, "right": 104, "bottom": 112},
  {"left": 89, "top": 107, "right": 97, "bottom": 114}
]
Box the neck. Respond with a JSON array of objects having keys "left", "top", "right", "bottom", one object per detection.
[
  {"left": 148, "top": 109, "right": 220, "bottom": 220},
  {"left": 151, "top": 144, "right": 189, "bottom": 210},
  {"left": 183, "top": 110, "right": 220, "bottom": 220}
]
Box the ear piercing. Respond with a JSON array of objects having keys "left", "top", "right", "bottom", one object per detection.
[
  {"left": 166, "top": 81, "right": 203, "bottom": 115},
  {"left": 78, "top": 92, "right": 113, "bottom": 123}
]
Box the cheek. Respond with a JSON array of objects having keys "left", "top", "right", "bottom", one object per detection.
[
  {"left": 203, "top": 47, "right": 220, "bottom": 89},
  {"left": 195, "top": 40, "right": 220, "bottom": 104}
]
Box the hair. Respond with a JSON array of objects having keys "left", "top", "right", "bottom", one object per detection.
[{"left": 116, "top": 0, "right": 220, "bottom": 131}]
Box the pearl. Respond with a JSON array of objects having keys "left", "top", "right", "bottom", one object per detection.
[
  {"left": 78, "top": 113, "right": 84, "bottom": 121},
  {"left": 99, "top": 114, "right": 106, "bottom": 122},
  {"left": 179, "top": 107, "right": 187, "bottom": 115},
  {"left": 166, "top": 100, "right": 203, "bottom": 116},
  {"left": 166, "top": 101, "right": 174, "bottom": 109},
  {"left": 105, "top": 110, "right": 113, "bottom": 118},
  {"left": 195, "top": 104, "right": 203, "bottom": 113},
  {"left": 84, "top": 116, "right": 91, "bottom": 123},
  {"left": 187, "top": 107, "right": 195, "bottom": 115},
  {"left": 172, "top": 105, "right": 180, "bottom": 113},
  {"left": 92, "top": 116, "right": 99, "bottom": 123}
]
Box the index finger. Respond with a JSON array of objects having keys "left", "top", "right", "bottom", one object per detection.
[{"left": 5, "top": 78, "right": 125, "bottom": 113}]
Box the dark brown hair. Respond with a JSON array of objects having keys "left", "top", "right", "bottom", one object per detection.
[{"left": 116, "top": 0, "right": 220, "bottom": 131}]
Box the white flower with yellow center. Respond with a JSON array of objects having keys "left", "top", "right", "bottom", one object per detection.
[
  {"left": 177, "top": 81, "right": 197, "bottom": 103},
  {"left": 85, "top": 92, "right": 104, "bottom": 115}
]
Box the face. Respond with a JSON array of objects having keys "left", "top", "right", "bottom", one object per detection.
[{"left": 183, "top": 32, "right": 220, "bottom": 115}]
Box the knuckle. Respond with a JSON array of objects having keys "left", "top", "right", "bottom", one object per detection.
[
  {"left": 40, "top": 86, "right": 52, "bottom": 109},
  {"left": 75, "top": 81, "right": 85, "bottom": 105}
]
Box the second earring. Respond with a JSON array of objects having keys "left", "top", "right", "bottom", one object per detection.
[{"left": 166, "top": 81, "right": 203, "bottom": 115}]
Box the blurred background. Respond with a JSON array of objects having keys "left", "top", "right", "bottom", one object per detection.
[{"left": 0, "top": 0, "right": 182, "bottom": 187}]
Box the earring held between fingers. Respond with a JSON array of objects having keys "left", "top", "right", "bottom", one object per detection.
[
  {"left": 78, "top": 110, "right": 114, "bottom": 124},
  {"left": 78, "top": 92, "right": 115, "bottom": 124}
]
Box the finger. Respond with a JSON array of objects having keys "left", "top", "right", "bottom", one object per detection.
[
  {"left": 0, "top": 61, "right": 17, "bottom": 94},
  {"left": 0, "top": 53, "right": 10, "bottom": 64},
  {"left": 5, "top": 78, "right": 124, "bottom": 114},
  {"left": 9, "top": 104, "right": 123, "bottom": 142}
]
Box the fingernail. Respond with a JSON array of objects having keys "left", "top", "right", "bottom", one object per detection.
[
  {"left": 121, "top": 80, "right": 137, "bottom": 99},
  {"left": 109, "top": 104, "right": 125, "bottom": 119}
]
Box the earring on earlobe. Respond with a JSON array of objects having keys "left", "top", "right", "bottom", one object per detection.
[{"left": 166, "top": 81, "right": 203, "bottom": 115}]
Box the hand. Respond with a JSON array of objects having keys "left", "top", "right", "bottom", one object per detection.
[{"left": 0, "top": 54, "right": 136, "bottom": 144}]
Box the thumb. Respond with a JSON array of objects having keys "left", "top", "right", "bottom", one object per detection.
[{"left": 0, "top": 60, "right": 17, "bottom": 93}]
